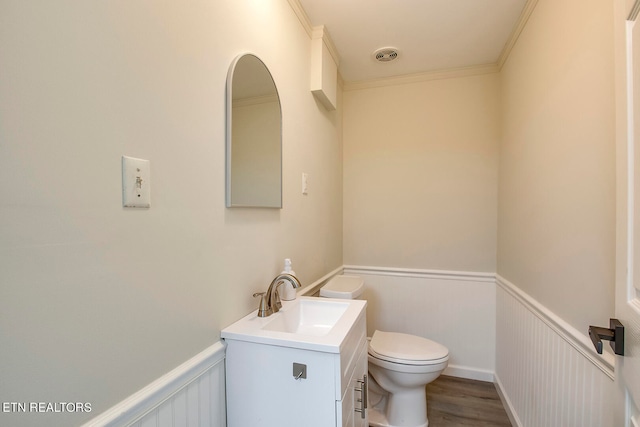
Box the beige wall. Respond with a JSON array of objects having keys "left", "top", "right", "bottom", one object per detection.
[
  {"left": 498, "top": 0, "right": 616, "bottom": 331},
  {"left": 343, "top": 74, "right": 500, "bottom": 272},
  {"left": 0, "top": 1, "right": 342, "bottom": 426}
]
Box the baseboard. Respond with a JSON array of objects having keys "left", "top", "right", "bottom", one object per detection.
[
  {"left": 494, "top": 372, "right": 523, "bottom": 427},
  {"left": 443, "top": 365, "right": 494, "bottom": 382},
  {"left": 82, "top": 342, "right": 226, "bottom": 427}
]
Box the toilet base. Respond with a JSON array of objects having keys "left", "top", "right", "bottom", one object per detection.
[
  {"left": 368, "top": 407, "right": 428, "bottom": 427},
  {"left": 367, "top": 339, "right": 447, "bottom": 427},
  {"left": 367, "top": 377, "right": 430, "bottom": 427}
]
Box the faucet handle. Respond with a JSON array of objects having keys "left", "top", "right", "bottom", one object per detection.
[
  {"left": 274, "top": 286, "right": 283, "bottom": 310},
  {"left": 253, "top": 292, "right": 272, "bottom": 318}
]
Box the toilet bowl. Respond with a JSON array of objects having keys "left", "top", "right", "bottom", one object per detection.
[
  {"left": 320, "top": 275, "right": 449, "bottom": 427},
  {"left": 368, "top": 330, "right": 448, "bottom": 427}
]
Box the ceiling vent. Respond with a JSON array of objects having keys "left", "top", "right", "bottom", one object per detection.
[{"left": 373, "top": 47, "right": 399, "bottom": 63}]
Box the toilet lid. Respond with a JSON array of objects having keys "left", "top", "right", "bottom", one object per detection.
[{"left": 369, "top": 330, "right": 449, "bottom": 364}]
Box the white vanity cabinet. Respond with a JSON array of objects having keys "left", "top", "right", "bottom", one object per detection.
[{"left": 224, "top": 307, "right": 368, "bottom": 427}]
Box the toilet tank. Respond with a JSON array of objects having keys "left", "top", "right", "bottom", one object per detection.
[{"left": 319, "top": 275, "right": 364, "bottom": 299}]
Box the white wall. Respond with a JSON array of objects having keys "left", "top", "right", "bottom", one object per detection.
[
  {"left": 0, "top": 1, "right": 342, "bottom": 426},
  {"left": 345, "top": 267, "right": 496, "bottom": 381},
  {"left": 496, "top": 278, "right": 614, "bottom": 427},
  {"left": 343, "top": 73, "right": 499, "bottom": 272}
]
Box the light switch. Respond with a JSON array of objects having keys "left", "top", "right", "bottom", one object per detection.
[
  {"left": 122, "top": 156, "right": 150, "bottom": 208},
  {"left": 302, "top": 173, "right": 309, "bottom": 195}
]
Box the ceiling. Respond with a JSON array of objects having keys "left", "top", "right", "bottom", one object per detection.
[{"left": 297, "top": 0, "right": 529, "bottom": 83}]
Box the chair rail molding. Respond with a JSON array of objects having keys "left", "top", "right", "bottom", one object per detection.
[
  {"left": 496, "top": 274, "right": 614, "bottom": 378},
  {"left": 343, "top": 265, "right": 496, "bottom": 283}
]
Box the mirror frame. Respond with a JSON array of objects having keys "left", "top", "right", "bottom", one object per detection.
[{"left": 225, "top": 53, "right": 283, "bottom": 208}]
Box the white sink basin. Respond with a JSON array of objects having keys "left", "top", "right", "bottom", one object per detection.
[
  {"left": 221, "top": 297, "right": 367, "bottom": 353},
  {"left": 261, "top": 298, "right": 349, "bottom": 336}
]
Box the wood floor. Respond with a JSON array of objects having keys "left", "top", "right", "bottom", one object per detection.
[{"left": 425, "top": 375, "right": 512, "bottom": 427}]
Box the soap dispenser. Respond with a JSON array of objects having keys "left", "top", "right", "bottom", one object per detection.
[{"left": 280, "top": 258, "right": 297, "bottom": 301}]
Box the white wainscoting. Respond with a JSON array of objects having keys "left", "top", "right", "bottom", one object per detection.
[
  {"left": 343, "top": 265, "right": 497, "bottom": 381},
  {"left": 82, "top": 269, "right": 618, "bottom": 427},
  {"left": 82, "top": 342, "right": 226, "bottom": 427},
  {"left": 496, "top": 275, "right": 615, "bottom": 427}
]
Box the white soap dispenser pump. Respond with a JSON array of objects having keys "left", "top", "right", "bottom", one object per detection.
[{"left": 280, "top": 258, "right": 297, "bottom": 301}]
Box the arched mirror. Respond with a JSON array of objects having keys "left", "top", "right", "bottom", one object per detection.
[{"left": 226, "top": 53, "right": 282, "bottom": 208}]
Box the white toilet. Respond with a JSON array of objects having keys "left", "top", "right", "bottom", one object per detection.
[{"left": 320, "top": 275, "right": 449, "bottom": 427}]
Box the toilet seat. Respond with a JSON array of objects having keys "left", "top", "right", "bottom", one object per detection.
[{"left": 369, "top": 330, "right": 449, "bottom": 365}]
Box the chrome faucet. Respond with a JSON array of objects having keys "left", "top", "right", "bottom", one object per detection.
[{"left": 254, "top": 273, "right": 302, "bottom": 317}]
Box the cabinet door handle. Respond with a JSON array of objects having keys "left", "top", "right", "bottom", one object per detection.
[
  {"left": 354, "top": 374, "right": 368, "bottom": 418},
  {"left": 362, "top": 374, "right": 368, "bottom": 409}
]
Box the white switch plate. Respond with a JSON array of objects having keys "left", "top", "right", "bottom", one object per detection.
[
  {"left": 302, "top": 173, "right": 308, "bottom": 195},
  {"left": 122, "top": 156, "right": 150, "bottom": 208}
]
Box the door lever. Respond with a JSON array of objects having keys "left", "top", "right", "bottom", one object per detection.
[{"left": 588, "top": 318, "right": 624, "bottom": 356}]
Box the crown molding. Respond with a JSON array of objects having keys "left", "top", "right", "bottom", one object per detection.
[
  {"left": 629, "top": 0, "right": 640, "bottom": 20},
  {"left": 287, "top": 0, "right": 345, "bottom": 82},
  {"left": 343, "top": 63, "right": 499, "bottom": 91},
  {"left": 497, "top": 0, "right": 540, "bottom": 69},
  {"left": 286, "top": 0, "right": 313, "bottom": 38}
]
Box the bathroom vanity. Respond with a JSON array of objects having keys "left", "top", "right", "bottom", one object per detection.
[{"left": 222, "top": 297, "right": 368, "bottom": 427}]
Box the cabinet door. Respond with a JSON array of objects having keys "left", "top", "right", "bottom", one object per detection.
[
  {"left": 226, "top": 340, "right": 337, "bottom": 427},
  {"left": 338, "top": 340, "right": 368, "bottom": 427},
  {"left": 352, "top": 342, "right": 368, "bottom": 427}
]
